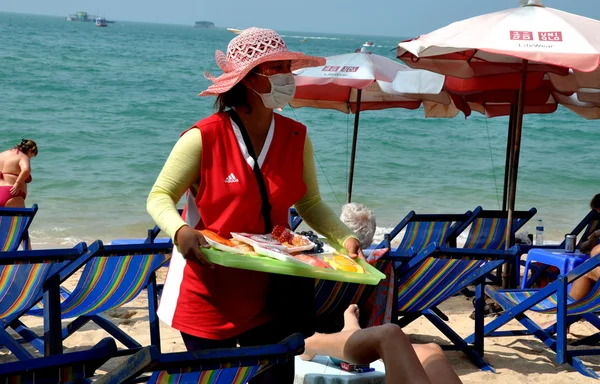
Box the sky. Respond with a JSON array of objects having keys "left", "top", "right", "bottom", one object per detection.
[{"left": 1, "top": 0, "right": 600, "bottom": 37}]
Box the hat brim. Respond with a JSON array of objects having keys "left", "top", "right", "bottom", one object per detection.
[{"left": 199, "top": 52, "right": 325, "bottom": 96}]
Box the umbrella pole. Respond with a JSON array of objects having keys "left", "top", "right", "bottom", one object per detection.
[
  {"left": 497, "top": 103, "right": 517, "bottom": 285},
  {"left": 503, "top": 60, "right": 529, "bottom": 289},
  {"left": 346, "top": 89, "right": 362, "bottom": 204},
  {"left": 502, "top": 103, "right": 517, "bottom": 211}
]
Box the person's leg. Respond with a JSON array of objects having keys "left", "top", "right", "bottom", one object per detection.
[
  {"left": 303, "top": 305, "right": 433, "bottom": 384},
  {"left": 5, "top": 197, "right": 25, "bottom": 208},
  {"left": 413, "top": 343, "right": 462, "bottom": 384},
  {"left": 237, "top": 321, "right": 296, "bottom": 384},
  {"left": 570, "top": 245, "right": 600, "bottom": 300}
]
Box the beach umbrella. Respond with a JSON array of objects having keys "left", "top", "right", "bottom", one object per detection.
[
  {"left": 291, "top": 50, "right": 452, "bottom": 203},
  {"left": 396, "top": 0, "right": 600, "bottom": 287}
]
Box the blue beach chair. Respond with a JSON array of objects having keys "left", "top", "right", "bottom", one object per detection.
[
  {"left": 0, "top": 337, "right": 117, "bottom": 384},
  {"left": 371, "top": 208, "right": 535, "bottom": 371},
  {"left": 448, "top": 207, "right": 537, "bottom": 287},
  {"left": 388, "top": 243, "right": 521, "bottom": 371},
  {"left": 466, "top": 252, "right": 600, "bottom": 378},
  {"left": 25, "top": 240, "right": 171, "bottom": 354},
  {"left": 0, "top": 204, "right": 38, "bottom": 251},
  {"left": 96, "top": 333, "right": 304, "bottom": 384},
  {"left": 0, "top": 240, "right": 171, "bottom": 359},
  {"left": 0, "top": 243, "right": 88, "bottom": 360}
]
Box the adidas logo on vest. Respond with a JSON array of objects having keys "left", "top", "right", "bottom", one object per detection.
[{"left": 224, "top": 173, "right": 239, "bottom": 183}]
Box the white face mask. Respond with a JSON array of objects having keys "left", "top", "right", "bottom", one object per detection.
[{"left": 251, "top": 73, "right": 296, "bottom": 109}]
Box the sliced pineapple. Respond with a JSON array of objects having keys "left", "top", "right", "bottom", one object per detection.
[{"left": 324, "top": 254, "right": 365, "bottom": 274}]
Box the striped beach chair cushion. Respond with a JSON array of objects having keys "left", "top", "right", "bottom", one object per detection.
[
  {"left": 397, "top": 220, "right": 453, "bottom": 252},
  {"left": 28, "top": 252, "right": 167, "bottom": 318},
  {"left": 463, "top": 217, "right": 515, "bottom": 250},
  {"left": 397, "top": 258, "right": 484, "bottom": 312},
  {"left": 0, "top": 263, "right": 51, "bottom": 322},
  {"left": 493, "top": 285, "right": 600, "bottom": 315},
  {"left": 0, "top": 215, "right": 31, "bottom": 252}
]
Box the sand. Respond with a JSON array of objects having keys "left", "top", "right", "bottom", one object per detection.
[{"left": 1, "top": 266, "right": 600, "bottom": 383}]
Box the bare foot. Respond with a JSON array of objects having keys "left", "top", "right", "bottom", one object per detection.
[
  {"left": 300, "top": 351, "right": 315, "bottom": 361},
  {"left": 342, "top": 304, "right": 361, "bottom": 332}
]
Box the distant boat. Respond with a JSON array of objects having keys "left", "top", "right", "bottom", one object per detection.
[
  {"left": 96, "top": 17, "right": 108, "bottom": 27},
  {"left": 227, "top": 28, "right": 244, "bottom": 34},
  {"left": 194, "top": 21, "right": 215, "bottom": 28},
  {"left": 362, "top": 41, "right": 375, "bottom": 47},
  {"left": 299, "top": 38, "right": 308, "bottom": 43}
]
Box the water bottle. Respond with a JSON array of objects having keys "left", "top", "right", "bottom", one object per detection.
[{"left": 535, "top": 219, "right": 544, "bottom": 245}]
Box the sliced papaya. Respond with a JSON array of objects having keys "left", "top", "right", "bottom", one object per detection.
[{"left": 200, "top": 229, "right": 236, "bottom": 247}]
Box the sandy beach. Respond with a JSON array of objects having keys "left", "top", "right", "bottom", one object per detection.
[{"left": 1, "top": 265, "right": 599, "bottom": 383}]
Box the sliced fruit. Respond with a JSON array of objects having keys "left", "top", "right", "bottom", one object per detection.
[
  {"left": 294, "top": 255, "right": 332, "bottom": 269},
  {"left": 324, "top": 255, "right": 365, "bottom": 274},
  {"left": 200, "top": 229, "right": 236, "bottom": 247}
]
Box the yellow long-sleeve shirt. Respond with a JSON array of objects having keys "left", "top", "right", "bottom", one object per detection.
[{"left": 146, "top": 127, "right": 356, "bottom": 247}]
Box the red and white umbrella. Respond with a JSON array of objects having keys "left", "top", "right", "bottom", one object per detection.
[
  {"left": 292, "top": 51, "right": 451, "bottom": 202},
  {"left": 395, "top": 0, "right": 600, "bottom": 272}
]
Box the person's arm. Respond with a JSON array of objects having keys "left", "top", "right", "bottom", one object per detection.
[
  {"left": 579, "top": 230, "right": 600, "bottom": 254},
  {"left": 147, "top": 129, "right": 202, "bottom": 241},
  {"left": 10, "top": 155, "right": 31, "bottom": 196},
  {"left": 147, "top": 129, "right": 212, "bottom": 265},
  {"left": 295, "top": 134, "right": 361, "bottom": 256}
]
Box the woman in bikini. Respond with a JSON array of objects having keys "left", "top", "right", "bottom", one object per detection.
[{"left": 0, "top": 139, "right": 38, "bottom": 208}]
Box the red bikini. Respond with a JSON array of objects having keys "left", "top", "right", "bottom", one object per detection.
[{"left": 0, "top": 172, "right": 32, "bottom": 207}]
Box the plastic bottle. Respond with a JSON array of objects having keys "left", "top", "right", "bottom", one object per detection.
[{"left": 535, "top": 219, "right": 544, "bottom": 245}]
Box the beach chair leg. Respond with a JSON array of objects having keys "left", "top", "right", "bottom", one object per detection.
[
  {"left": 147, "top": 272, "right": 161, "bottom": 353},
  {"left": 474, "top": 281, "right": 485, "bottom": 356},
  {"left": 0, "top": 328, "right": 35, "bottom": 360},
  {"left": 90, "top": 314, "right": 142, "bottom": 349},
  {"left": 423, "top": 309, "right": 494, "bottom": 372},
  {"left": 64, "top": 315, "right": 93, "bottom": 339},
  {"left": 44, "top": 273, "right": 63, "bottom": 356},
  {"left": 395, "top": 313, "right": 421, "bottom": 328},
  {"left": 571, "top": 356, "right": 600, "bottom": 379},
  {"left": 430, "top": 307, "right": 449, "bottom": 322},
  {"left": 95, "top": 346, "right": 158, "bottom": 384},
  {"left": 556, "top": 277, "right": 567, "bottom": 364},
  {"left": 10, "top": 320, "right": 44, "bottom": 354}
]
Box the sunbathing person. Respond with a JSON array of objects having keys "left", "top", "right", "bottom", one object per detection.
[
  {"left": 302, "top": 304, "right": 463, "bottom": 384},
  {"left": 0, "top": 139, "right": 38, "bottom": 208},
  {"left": 568, "top": 244, "right": 600, "bottom": 301},
  {"left": 578, "top": 194, "right": 600, "bottom": 254}
]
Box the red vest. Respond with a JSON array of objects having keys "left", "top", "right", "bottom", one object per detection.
[{"left": 171, "top": 112, "right": 307, "bottom": 339}]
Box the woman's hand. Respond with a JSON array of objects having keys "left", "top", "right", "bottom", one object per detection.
[
  {"left": 10, "top": 181, "right": 25, "bottom": 196},
  {"left": 344, "top": 237, "right": 366, "bottom": 260},
  {"left": 175, "top": 226, "right": 213, "bottom": 266}
]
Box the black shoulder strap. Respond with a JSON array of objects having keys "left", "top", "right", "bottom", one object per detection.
[{"left": 226, "top": 109, "right": 273, "bottom": 233}]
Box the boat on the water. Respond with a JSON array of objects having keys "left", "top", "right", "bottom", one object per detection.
[
  {"left": 96, "top": 17, "right": 108, "bottom": 27},
  {"left": 362, "top": 41, "right": 375, "bottom": 47},
  {"left": 194, "top": 21, "right": 215, "bottom": 28},
  {"left": 227, "top": 28, "right": 244, "bottom": 34}
]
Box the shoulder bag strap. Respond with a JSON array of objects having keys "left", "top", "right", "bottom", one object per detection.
[{"left": 226, "top": 109, "right": 273, "bottom": 233}]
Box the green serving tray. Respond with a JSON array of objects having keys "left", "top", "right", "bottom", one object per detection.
[{"left": 203, "top": 248, "right": 386, "bottom": 285}]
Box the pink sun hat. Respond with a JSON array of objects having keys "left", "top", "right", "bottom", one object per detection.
[{"left": 199, "top": 27, "right": 325, "bottom": 96}]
